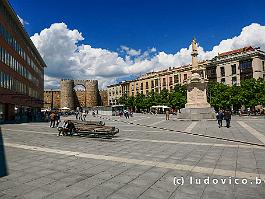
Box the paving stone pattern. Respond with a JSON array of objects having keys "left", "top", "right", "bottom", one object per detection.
[{"left": 1, "top": 113, "right": 265, "bottom": 199}]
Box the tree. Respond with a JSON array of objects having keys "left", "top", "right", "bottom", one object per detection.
[
  {"left": 169, "top": 84, "right": 187, "bottom": 110},
  {"left": 207, "top": 82, "right": 232, "bottom": 110},
  {"left": 240, "top": 78, "right": 265, "bottom": 109},
  {"left": 208, "top": 79, "right": 265, "bottom": 111},
  {"left": 159, "top": 89, "right": 170, "bottom": 106}
]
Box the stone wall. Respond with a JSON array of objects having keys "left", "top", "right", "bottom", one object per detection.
[
  {"left": 99, "top": 90, "right": 108, "bottom": 106},
  {"left": 43, "top": 90, "right": 61, "bottom": 109},
  {"left": 44, "top": 79, "right": 105, "bottom": 110}
]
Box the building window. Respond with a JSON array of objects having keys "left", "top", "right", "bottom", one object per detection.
[
  {"left": 232, "top": 76, "right": 237, "bottom": 85},
  {"left": 231, "top": 64, "right": 236, "bottom": 75},
  {"left": 221, "top": 78, "right": 225, "bottom": 84},
  {"left": 140, "top": 82, "right": 143, "bottom": 90},
  {"left": 240, "top": 59, "right": 253, "bottom": 80},
  {"left": 146, "top": 82, "right": 148, "bottom": 89},
  {"left": 184, "top": 74, "right": 187, "bottom": 80},
  {"left": 262, "top": 61, "right": 264, "bottom": 71},
  {"left": 151, "top": 80, "right": 154, "bottom": 88},
  {"left": 220, "top": 67, "right": 225, "bottom": 77},
  {"left": 169, "top": 77, "right": 173, "bottom": 85},
  {"left": 239, "top": 59, "right": 252, "bottom": 71},
  {"left": 163, "top": 78, "right": 166, "bottom": 86},
  {"left": 174, "top": 75, "right": 179, "bottom": 83},
  {"left": 155, "top": 79, "right": 159, "bottom": 87}
]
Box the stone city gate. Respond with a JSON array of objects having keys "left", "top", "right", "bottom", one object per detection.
[{"left": 60, "top": 79, "right": 99, "bottom": 110}]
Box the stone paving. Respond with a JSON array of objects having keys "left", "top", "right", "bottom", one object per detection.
[{"left": 0, "top": 113, "right": 265, "bottom": 199}]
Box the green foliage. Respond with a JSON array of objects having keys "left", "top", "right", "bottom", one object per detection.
[
  {"left": 169, "top": 84, "right": 187, "bottom": 109},
  {"left": 118, "top": 84, "right": 187, "bottom": 112},
  {"left": 208, "top": 78, "right": 265, "bottom": 111},
  {"left": 118, "top": 79, "right": 265, "bottom": 112}
]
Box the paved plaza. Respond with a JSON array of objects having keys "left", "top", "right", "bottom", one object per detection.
[{"left": 1, "top": 114, "right": 265, "bottom": 199}]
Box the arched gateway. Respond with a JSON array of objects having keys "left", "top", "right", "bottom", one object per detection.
[{"left": 60, "top": 79, "right": 99, "bottom": 110}]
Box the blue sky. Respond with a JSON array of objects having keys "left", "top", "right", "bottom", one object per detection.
[
  {"left": 10, "top": 0, "right": 265, "bottom": 53},
  {"left": 9, "top": 0, "right": 265, "bottom": 88}
]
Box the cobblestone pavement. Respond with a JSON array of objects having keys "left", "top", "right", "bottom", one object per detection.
[{"left": 1, "top": 114, "right": 265, "bottom": 199}]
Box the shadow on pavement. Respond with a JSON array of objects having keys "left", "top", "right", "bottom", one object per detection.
[{"left": 0, "top": 127, "right": 8, "bottom": 177}]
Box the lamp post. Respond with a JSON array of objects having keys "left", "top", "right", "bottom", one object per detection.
[{"left": 50, "top": 89, "right": 53, "bottom": 110}]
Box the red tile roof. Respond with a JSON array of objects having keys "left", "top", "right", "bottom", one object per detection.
[{"left": 218, "top": 46, "right": 254, "bottom": 57}]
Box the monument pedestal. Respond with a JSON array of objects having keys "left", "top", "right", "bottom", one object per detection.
[
  {"left": 177, "top": 107, "right": 215, "bottom": 120},
  {"left": 177, "top": 72, "right": 215, "bottom": 120}
]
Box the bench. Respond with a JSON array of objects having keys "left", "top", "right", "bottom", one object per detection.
[{"left": 58, "top": 120, "right": 118, "bottom": 138}]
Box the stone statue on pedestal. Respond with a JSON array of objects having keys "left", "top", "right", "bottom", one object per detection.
[{"left": 177, "top": 38, "right": 215, "bottom": 120}]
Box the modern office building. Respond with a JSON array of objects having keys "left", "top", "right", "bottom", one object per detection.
[
  {"left": 108, "top": 46, "right": 265, "bottom": 106},
  {"left": 0, "top": 0, "right": 46, "bottom": 122}
]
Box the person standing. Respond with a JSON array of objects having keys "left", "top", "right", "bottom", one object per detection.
[
  {"left": 55, "top": 112, "right": 61, "bottom": 127},
  {"left": 216, "top": 110, "right": 224, "bottom": 128},
  {"left": 82, "top": 111, "right": 87, "bottom": 121},
  {"left": 124, "top": 110, "right": 129, "bottom": 119},
  {"left": 165, "top": 109, "right": 170, "bottom": 120},
  {"left": 78, "top": 112, "right": 82, "bottom": 120},
  {"left": 49, "top": 112, "right": 56, "bottom": 128},
  {"left": 224, "top": 109, "right": 232, "bottom": 128}
]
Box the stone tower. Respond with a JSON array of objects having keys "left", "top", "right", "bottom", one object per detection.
[
  {"left": 60, "top": 79, "right": 75, "bottom": 110},
  {"left": 85, "top": 80, "right": 99, "bottom": 107}
]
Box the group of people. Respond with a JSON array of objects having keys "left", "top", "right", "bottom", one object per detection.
[
  {"left": 75, "top": 111, "right": 87, "bottom": 121},
  {"left": 216, "top": 109, "right": 232, "bottom": 128},
  {"left": 118, "top": 109, "right": 133, "bottom": 119},
  {"left": 57, "top": 120, "right": 75, "bottom": 136},
  {"left": 49, "top": 112, "right": 61, "bottom": 128}
]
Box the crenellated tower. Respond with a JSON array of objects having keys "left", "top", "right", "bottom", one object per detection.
[
  {"left": 85, "top": 80, "right": 99, "bottom": 107},
  {"left": 60, "top": 79, "right": 75, "bottom": 110}
]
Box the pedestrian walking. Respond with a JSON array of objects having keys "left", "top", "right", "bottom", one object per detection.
[
  {"left": 216, "top": 109, "right": 224, "bottom": 128},
  {"left": 165, "top": 109, "right": 170, "bottom": 120},
  {"left": 224, "top": 109, "right": 232, "bottom": 128},
  {"left": 49, "top": 112, "right": 56, "bottom": 128},
  {"left": 124, "top": 110, "right": 129, "bottom": 119},
  {"left": 55, "top": 112, "right": 61, "bottom": 127}
]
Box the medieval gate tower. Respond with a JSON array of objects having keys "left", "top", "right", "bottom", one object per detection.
[{"left": 60, "top": 79, "right": 99, "bottom": 110}]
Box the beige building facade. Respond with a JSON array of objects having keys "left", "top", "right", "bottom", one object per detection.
[
  {"left": 208, "top": 46, "right": 265, "bottom": 86},
  {"left": 107, "top": 46, "right": 265, "bottom": 106}
]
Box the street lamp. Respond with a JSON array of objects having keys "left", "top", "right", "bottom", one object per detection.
[{"left": 50, "top": 89, "right": 53, "bottom": 110}]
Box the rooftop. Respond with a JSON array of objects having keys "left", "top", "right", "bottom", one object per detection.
[{"left": 218, "top": 46, "right": 255, "bottom": 57}]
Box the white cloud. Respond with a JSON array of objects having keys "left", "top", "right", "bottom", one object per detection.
[
  {"left": 17, "top": 15, "right": 29, "bottom": 26},
  {"left": 31, "top": 22, "right": 265, "bottom": 89},
  {"left": 120, "top": 45, "right": 141, "bottom": 56}
]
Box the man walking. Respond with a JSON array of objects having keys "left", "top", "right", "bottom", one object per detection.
[
  {"left": 49, "top": 112, "right": 56, "bottom": 128},
  {"left": 224, "top": 109, "right": 232, "bottom": 128},
  {"left": 216, "top": 109, "right": 224, "bottom": 128},
  {"left": 165, "top": 109, "right": 170, "bottom": 120}
]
